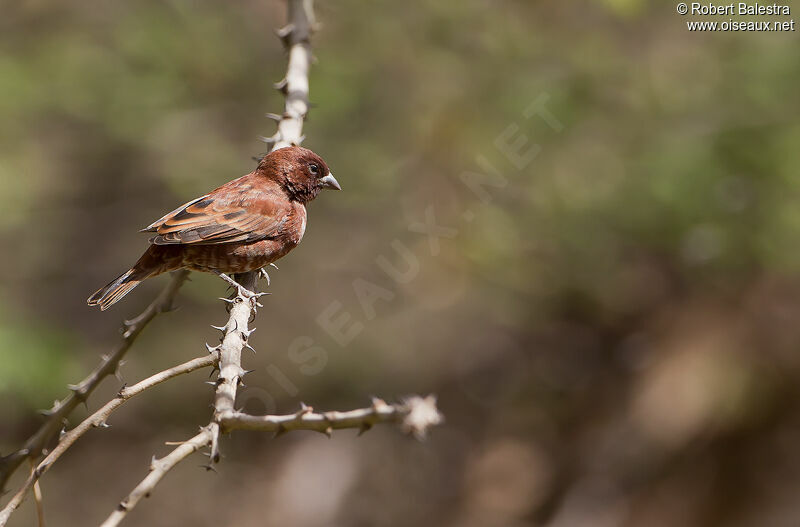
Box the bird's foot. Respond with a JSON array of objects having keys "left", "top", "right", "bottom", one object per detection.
[{"left": 215, "top": 271, "right": 268, "bottom": 305}]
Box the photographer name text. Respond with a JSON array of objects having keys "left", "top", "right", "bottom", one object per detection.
[{"left": 687, "top": 3, "right": 790, "bottom": 15}]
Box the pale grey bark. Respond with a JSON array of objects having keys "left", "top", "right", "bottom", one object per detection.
[
  {"left": 0, "top": 270, "right": 189, "bottom": 495},
  {"left": 0, "top": 3, "right": 444, "bottom": 525}
]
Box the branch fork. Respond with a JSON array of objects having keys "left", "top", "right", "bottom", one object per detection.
[{"left": 0, "top": 3, "right": 445, "bottom": 526}]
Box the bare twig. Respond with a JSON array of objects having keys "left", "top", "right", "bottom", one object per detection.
[
  {"left": 0, "top": 351, "right": 216, "bottom": 526},
  {"left": 99, "top": 429, "right": 213, "bottom": 527},
  {"left": 0, "top": 270, "right": 190, "bottom": 492},
  {"left": 221, "top": 395, "right": 444, "bottom": 440}
]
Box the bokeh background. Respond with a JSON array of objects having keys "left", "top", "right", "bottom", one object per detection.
[{"left": 2, "top": 0, "right": 800, "bottom": 525}]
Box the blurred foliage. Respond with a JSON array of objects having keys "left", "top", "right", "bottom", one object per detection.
[{"left": 2, "top": 0, "right": 800, "bottom": 525}]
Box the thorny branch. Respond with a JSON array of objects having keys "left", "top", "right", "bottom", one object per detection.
[
  {"left": 261, "top": 0, "right": 315, "bottom": 152},
  {"left": 99, "top": 397, "right": 442, "bottom": 527},
  {"left": 209, "top": 272, "right": 260, "bottom": 463},
  {"left": 0, "top": 2, "right": 444, "bottom": 525},
  {"left": 221, "top": 395, "right": 443, "bottom": 440},
  {"left": 0, "top": 352, "right": 217, "bottom": 526},
  {"left": 99, "top": 429, "right": 212, "bottom": 527},
  {"left": 0, "top": 270, "right": 190, "bottom": 493},
  {"left": 208, "top": 0, "right": 317, "bottom": 465}
]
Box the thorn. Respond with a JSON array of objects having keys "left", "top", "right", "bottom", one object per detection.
[
  {"left": 259, "top": 135, "right": 277, "bottom": 145},
  {"left": 241, "top": 369, "right": 255, "bottom": 376},
  {"left": 241, "top": 327, "right": 256, "bottom": 339},
  {"left": 245, "top": 343, "right": 256, "bottom": 354},
  {"left": 205, "top": 343, "right": 220, "bottom": 354},
  {"left": 59, "top": 426, "right": 67, "bottom": 440},
  {"left": 210, "top": 432, "right": 221, "bottom": 464},
  {"left": 265, "top": 112, "right": 283, "bottom": 122},
  {"left": 114, "top": 362, "right": 125, "bottom": 383},
  {"left": 149, "top": 456, "right": 158, "bottom": 471},
  {"left": 210, "top": 324, "right": 227, "bottom": 333},
  {"left": 292, "top": 135, "right": 306, "bottom": 146},
  {"left": 358, "top": 423, "right": 372, "bottom": 436},
  {"left": 275, "top": 23, "right": 295, "bottom": 47},
  {"left": 219, "top": 297, "right": 236, "bottom": 304},
  {"left": 200, "top": 463, "right": 218, "bottom": 473},
  {"left": 93, "top": 421, "right": 111, "bottom": 429},
  {"left": 275, "top": 23, "right": 294, "bottom": 38},
  {"left": 273, "top": 425, "right": 288, "bottom": 438},
  {"left": 274, "top": 78, "right": 288, "bottom": 94},
  {"left": 323, "top": 426, "right": 333, "bottom": 438},
  {"left": 371, "top": 397, "right": 388, "bottom": 411},
  {"left": 297, "top": 402, "right": 313, "bottom": 415}
]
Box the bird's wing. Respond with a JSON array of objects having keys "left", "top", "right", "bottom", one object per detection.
[{"left": 141, "top": 177, "right": 292, "bottom": 245}]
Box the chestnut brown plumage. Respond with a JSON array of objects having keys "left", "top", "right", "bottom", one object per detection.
[{"left": 88, "top": 146, "right": 340, "bottom": 310}]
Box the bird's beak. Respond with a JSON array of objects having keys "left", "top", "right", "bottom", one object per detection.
[{"left": 321, "top": 172, "right": 342, "bottom": 191}]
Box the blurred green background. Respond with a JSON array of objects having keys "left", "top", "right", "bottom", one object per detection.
[{"left": 2, "top": 0, "right": 800, "bottom": 525}]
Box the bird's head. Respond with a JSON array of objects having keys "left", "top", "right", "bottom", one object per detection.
[{"left": 257, "top": 146, "right": 340, "bottom": 203}]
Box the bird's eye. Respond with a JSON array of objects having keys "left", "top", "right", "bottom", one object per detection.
[{"left": 309, "top": 164, "right": 320, "bottom": 175}]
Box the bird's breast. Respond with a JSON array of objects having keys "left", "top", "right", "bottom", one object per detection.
[{"left": 296, "top": 210, "right": 307, "bottom": 244}]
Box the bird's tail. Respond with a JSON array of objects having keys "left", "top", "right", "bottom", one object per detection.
[{"left": 87, "top": 269, "right": 144, "bottom": 311}]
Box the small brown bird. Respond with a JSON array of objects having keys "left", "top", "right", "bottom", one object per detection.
[{"left": 88, "top": 146, "right": 340, "bottom": 310}]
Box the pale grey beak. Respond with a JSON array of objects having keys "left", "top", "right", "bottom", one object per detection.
[{"left": 321, "top": 172, "right": 341, "bottom": 190}]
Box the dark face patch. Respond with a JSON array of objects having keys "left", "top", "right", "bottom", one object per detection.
[{"left": 257, "top": 146, "right": 332, "bottom": 203}]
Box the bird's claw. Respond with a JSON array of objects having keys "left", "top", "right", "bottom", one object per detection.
[{"left": 258, "top": 264, "right": 279, "bottom": 286}]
